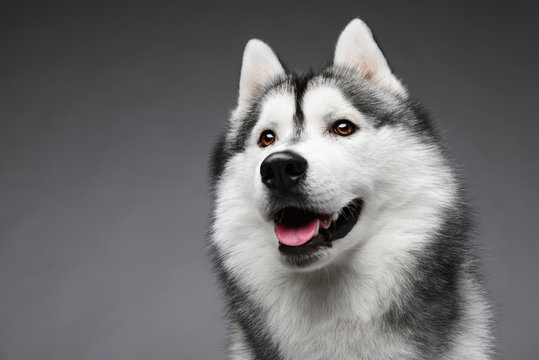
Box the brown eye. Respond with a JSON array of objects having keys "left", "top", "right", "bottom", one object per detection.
[
  {"left": 258, "top": 130, "right": 276, "bottom": 147},
  {"left": 333, "top": 119, "right": 357, "bottom": 136}
]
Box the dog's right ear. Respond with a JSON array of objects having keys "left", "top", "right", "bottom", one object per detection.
[{"left": 237, "top": 39, "right": 285, "bottom": 108}]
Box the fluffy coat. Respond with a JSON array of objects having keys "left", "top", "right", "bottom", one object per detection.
[{"left": 209, "top": 19, "right": 492, "bottom": 360}]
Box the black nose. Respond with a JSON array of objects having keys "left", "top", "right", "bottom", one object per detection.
[{"left": 260, "top": 151, "right": 308, "bottom": 194}]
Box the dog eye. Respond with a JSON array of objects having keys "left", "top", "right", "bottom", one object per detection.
[
  {"left": 258, "top": 130, "right": 276, "bottom": 147},
  {"left": 333, "top": 119, "right": 357, "bottom": 136}
]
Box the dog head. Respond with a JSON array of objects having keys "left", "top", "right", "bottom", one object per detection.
[{"left": 211, "top": 19, "right": 456, "bottom": 272}]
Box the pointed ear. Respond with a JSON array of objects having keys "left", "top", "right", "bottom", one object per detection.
[
  {"left": 238, "top": 39, "right": 285, "bottom": 107},
  {"left": 334, "top": 19, "right": 407, "bottom": 97}
]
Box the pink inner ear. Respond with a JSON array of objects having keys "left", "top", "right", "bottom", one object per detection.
[{"left": 361, "top": 65, "right": 374, "bottom": 81}]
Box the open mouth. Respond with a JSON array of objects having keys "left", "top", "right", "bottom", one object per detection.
[{"left": 273, "top": 198, "right": 363, "bottom": 266}]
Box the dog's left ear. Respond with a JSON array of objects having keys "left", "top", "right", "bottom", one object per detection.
[{"left": 334, "top": 19, "right": 407, "bottom": 98}]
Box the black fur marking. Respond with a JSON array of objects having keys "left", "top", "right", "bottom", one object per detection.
[
  {"left": 209, "top": 244, "right": 283, "bottom": 360},
  {"left": 405, "top": 101, "right": 445, "bottom": 144},
  {"left": 320, "top": 67, "right": 445, "bottom": 145},
  {"left": 291, "top": 72, "right": 315, "bottom": 137},
  {"left": 383, "top": 202, "right": 474, "bottom": 357},
  {"left": 209, "top": 133, "right": 230, "bottom": 188}
]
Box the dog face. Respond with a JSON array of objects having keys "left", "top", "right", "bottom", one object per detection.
[{"left": 211, "top": 19, "right": 455, "bottom": 272}]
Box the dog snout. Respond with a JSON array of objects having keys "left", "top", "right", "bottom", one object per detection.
[{"left": 260, "top": 151, "right": 308, "bottom": 195}]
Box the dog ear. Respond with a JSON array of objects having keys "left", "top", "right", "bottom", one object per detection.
[
  {"left": 334, "top": 19, "right": 407, "bottom": 97},
  {"left": 238, "top": 39, "right": 285, "bottom": 107}
]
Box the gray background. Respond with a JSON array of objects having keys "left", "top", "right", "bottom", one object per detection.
[{"left": 1, "top": 1, "right": 538, "bottom": 359}]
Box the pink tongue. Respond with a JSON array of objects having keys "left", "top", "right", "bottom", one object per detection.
[{"left": 275, "top": 218, "right": 318, "bottom": 246}]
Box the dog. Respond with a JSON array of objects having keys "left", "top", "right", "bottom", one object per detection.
[{"left": 209, "top": 18, "right": 493, "bottom": 360}]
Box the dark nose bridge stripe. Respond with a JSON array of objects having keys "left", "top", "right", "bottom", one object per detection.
[
  {"left": 293, "top": 110, "right": 303, "bottom": 138},
  {"left": 292, "top": 72, "right": 314, "bottom": 138}
]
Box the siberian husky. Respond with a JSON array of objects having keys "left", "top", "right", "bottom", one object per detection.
[{"left": 209, "top": 18, "right": 492, "bottom": 360}]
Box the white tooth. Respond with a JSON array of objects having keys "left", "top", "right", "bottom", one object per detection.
[
  {"left": 314, "top": 219, "right": 320, "bottom": 236},
  {"left": 332, "top": 212, "right": 339, "bottom": 221}
]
